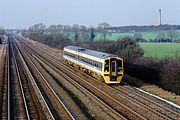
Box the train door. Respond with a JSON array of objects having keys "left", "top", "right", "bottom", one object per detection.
[{"left": 111, "top": 60, "right": 117, "bottom": 76}]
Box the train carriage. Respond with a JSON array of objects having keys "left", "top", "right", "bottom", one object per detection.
[{"left": 63, "top": 46, "right": 124, "bottom": 84}]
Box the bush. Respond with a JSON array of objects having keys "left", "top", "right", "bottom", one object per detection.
[
  {"left": 126, "top": 58, "right": 180, "bottom": 95},
  {"left": 80, "top": 37, "right": 144, "bottom": 62},
  {"left": 24, "top": 33, "right": 72, "bottom": 49}
]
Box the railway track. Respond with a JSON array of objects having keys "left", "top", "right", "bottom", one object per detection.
[
  {"left": 113, "top": 84, "right": 180, "bottom": 120},
  {"left": 16, "top": 37, "right": 148, "bottom": 119},
  {"left": 14, "top": 36, "right": 180, "bottom": 119},
  {"left": 16, "top": 37, "right": 127, "bottom": 119},
  {"left": 14, "top": 38, "right": 75, "bottom": 120},
  {"left": 8, "top": 38, "right": 30, "bottom": 119},
  {"left": 121, "top": 81, "right": 180, "bottom": 113},
  {"left": 1, "top": 37, "right": 57, "bottom": 119}
]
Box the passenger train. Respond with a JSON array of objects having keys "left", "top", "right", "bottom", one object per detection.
[{"left": 63, "top": 46, "right": 124, "bottom": 84}]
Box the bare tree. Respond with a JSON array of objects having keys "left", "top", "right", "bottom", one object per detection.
[
  {"left": 56, "top": 24, "right": 63, "bottom": 32},
  {"left": 0, "top": 27, "right": 5, "bottom": 35},
  {"left": 0, "top": 27, "right": 6, "bottom": 43},
  {"left": 28, "top": 23, "right": 46, "bottom": 34},
  {"left": 97, "top": 22, "right": 111, "bottom": 40},
  {"left": 48, "top": 25, "right": 57, "bottom": 32},
  {"left": 97, "top": 22, "right": 111, "bottom": 28},
  {"left": 72, "top": 24, "right": 80, "bottom": 32}
]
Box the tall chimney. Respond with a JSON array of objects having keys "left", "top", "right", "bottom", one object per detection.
[{"left": 158, "top": 9, "right": 161, "bottom": 26}]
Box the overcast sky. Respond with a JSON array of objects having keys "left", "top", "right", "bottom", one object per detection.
[{"left": 0, "top": 0, "right": 180, "bottom": 29}]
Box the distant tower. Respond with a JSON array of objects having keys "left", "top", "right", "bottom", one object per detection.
[{"left": 158, "top": 9, "right": 162, "bottom": 26}]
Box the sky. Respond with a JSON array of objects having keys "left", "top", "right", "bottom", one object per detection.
[{"left": 0, "top": 0, "right": 180, "bottom": 29}]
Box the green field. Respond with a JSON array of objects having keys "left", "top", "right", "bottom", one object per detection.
[
  {"left": 47, "top": 30, "right": 180, "bottom": 41},
  {"left": 139, "top": 43, "right": 180, "bottom": 58},
  {"left": 95, "top": 30, "right": 180, "bottom": 41}
]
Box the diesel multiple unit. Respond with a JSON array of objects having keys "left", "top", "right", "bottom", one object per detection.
[{"left": 63, "top": 46, "right": 124, "bottom": 84}]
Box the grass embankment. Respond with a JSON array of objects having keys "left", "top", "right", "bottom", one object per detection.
[
  {"left": 139, "top": 43, "right": 180, "bottom": 58},
  {"left": 123, "top": 75, "right": 180, "bottom": 105}
]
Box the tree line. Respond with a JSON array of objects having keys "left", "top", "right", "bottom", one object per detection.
[
  {"left": 24, "top": 23, "right": 180, "bottom": 43},
  {"left": 0, "top": 27, "right": 6, "bottom": 44}
]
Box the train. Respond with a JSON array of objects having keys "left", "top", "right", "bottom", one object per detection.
[{"left": 63, "top": 46, "right": 124, "bottom": 84}]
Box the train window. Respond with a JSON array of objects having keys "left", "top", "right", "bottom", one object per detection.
[
  {"left": 112, "top": 62, "right": 115, "bottom": 72},
  {"left": 104, "top": 60, "right": 109, "bottom": 72},
  {"left": 100, "top": 63, "right": 102, "bottom": 68},
  {"left": 117, "top": 60, "right": 123, "bottom": 72}
]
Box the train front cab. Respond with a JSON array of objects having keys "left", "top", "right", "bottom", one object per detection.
[{"left": 103, "top": 57, "right": 124, "bottom": 84}]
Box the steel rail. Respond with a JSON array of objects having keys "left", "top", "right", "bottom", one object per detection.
[
  {"left": 113, "top": 85, "right": 180, "bottom": 119},
  {"left": 7, "top": 38, "right": 10, "bottom": 120},
  {"left": 12, "top": 38, "right": 55, "bottom": 120},
  {"left": 16, "top": 40, "right": 75, "bottom": 120},
  {"left": 28, "top": 52, "right": 75, "bottom": 120},
  {"left": 10, "top": 39, "right": 31, "bottom": 120}
]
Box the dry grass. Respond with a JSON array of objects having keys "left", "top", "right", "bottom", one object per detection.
[
  {"left": 29, "top": 39, "right": 63, "bottom": 55},
  {"left": 141, "top": 85, "right": 180, "bottom": 105},
  {"left": 123, "top": 75, "right": 180, "bottom": 105}
]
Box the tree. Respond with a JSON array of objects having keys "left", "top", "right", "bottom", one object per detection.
[
  {"left": 133, "top": 33, "right": 142, "bottom": 42},
  {"left": 48, "top": 25, "right": 57, "bottom": 32},
  {"left": 75, "top": 32, "right": 79, "bottom": 41},
  {"left": 80, "top": 32, "right": 90, "bottom": 41},
  {"left": 90, "top": 28, "right": 96, "bottom": 41},
  {"left": 156, "top": 32, "right": 166, "bottom": 42},
  {"left": 28, "top": 23, "right": 46, "bottom": 34},
  {"left": 56, "top": 24, "right": 63, "bottom": 32},
  {"left": 97, "top": 22, "right": 111, "bottom": 28},
  {"left": 0, "top": 27, "right": 6, "bottom": 44},
  {"left": 0, "top": 28, "right": 5, "bottom": 35},
  {"left": 72, "top": 24, "right": 80, "bottom": 32},
  {"left": 167, "top": 29, "right": 178, "bottom": 42},
  {"left": 79, "top": 26, "right": 87, "bottom": 31},
  {"left": 97, "top": 22, "right": 111, "bottom": 40}
]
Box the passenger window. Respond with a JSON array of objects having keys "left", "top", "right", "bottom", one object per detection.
[
  {"left": 104, "top": 60, "right": 109, "bottom": 72},
  {"left": 118, "top": 60, "right": 123, "bottom": 72}
]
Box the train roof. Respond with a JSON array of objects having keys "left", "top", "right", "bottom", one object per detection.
[{"left": 64, "top": 46, "right": 117, "bottom": 59}]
